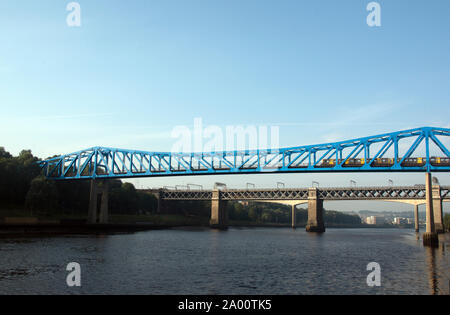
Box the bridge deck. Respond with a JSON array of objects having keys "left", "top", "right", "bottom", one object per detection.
[{"left": 155, "top": 186, "right": 450, "bottom": 201}]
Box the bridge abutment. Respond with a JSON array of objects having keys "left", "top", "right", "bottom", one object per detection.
[
  {"left": 210, "top": 189, "right": 228, "bottom": 229},
  {"left": 432, "top": 185, "right": 445, "bottom": 234},
  {"left": 88, "top": 179, "right": 109, "bottom": 224},
  {"left": 306, "top": 188, "right": 325, "bottom": 233},
  {"left": 423, "top": 173, "right": 438, "bottom": 247}
]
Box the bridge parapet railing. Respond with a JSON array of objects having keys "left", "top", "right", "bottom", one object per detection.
[
  {"left": 220, "top": 189, "right": 309, "bottom": 200},
  {"left": 161, "top": 190, "right": 212, "bottom": 200}
]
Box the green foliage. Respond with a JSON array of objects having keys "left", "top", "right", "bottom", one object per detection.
[
  {"left": 54, "top": 180, "right": 90, "bottom": 212},
  {"left": 0, "top": 147, "right": 158, "bottom": 216},
  {"left": 229, "top": 202, "right": 249, "bottom": 221},
  {"left": 444, "top": 213, "right": 450, "bottom": 231},
  {"left": 0, "top": 147, "right": 12, "bottom": 159},
  {"left": 109, "top": 181, "right": 138, "bottom": 213},
  {"left": 0, "top": 147, "right": 41, "bottom": 206},
  {"left": 109, "top": 180, "right": 158, "bottom": 214},
  {"left": 227, "top": 202, "right": 361, "bottom": 226},
  {"left": 324, "top": 210, "right": 362, "bottom": 225},
  {"left": 137, "top": 190, "right": 158, "bottom": 213},
  {"left": 229, "top": 202, "right": 294, "bottom": 224},
  {"left": 25, "top": 176, "right": 58, "bottom": 214}
]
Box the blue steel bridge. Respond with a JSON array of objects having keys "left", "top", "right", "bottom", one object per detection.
[
  {"left": 38, "top": 126, "right": 449, "bottom": 245},
  {"left": 39, "top": 126, "right": 450, "bottom": 180}
]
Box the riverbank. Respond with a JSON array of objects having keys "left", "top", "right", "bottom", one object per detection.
[
  {"left": 0, "top": 212, "right": 210, "bottom": 237},
  {"left": 0, "top": 209, "right": 437, "bottom": 236},
  {"left": 0, "top": 223, "right": 174, "bottom": 237},
  {"left": 0, "top": 221, "right": 428, "bottom": 237}
]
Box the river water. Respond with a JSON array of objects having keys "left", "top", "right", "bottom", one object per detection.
[{"left": 0, "top": 228, "right": 448, "bottom": 295}]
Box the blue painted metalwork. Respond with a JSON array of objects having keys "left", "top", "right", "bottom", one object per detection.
[{"left": 39, "top": 127, "right": 450, "bottom": 180}]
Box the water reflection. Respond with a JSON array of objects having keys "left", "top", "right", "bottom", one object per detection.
[
  {"left": 425, "top": 235, "right": 448, "bottom": 295},
  {"left": 426, "top": 246, "right": 438, "bottom": 295}
]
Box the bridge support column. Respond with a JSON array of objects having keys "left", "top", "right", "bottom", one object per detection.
[
  {"left": 88, "top": 179, "right": 109, "bottom": 224},
  {"left": 210, "top": 189, "right": 228, "bottom": 229},
  {"left": 156, "top": 189, "right": 166, "bottom": 214},
  {"left": 423, "top": 173, "right": 438, "bottom": 247},
  {"left": 414, "top": 204, "right": 419, "bottom": 233},
  {"left": 291, "top": 205, "right": 296, "bottom": 229},
  {"left": 306, "top": 188, "right": 325, "bottom": 233},
  {"left": 432, "top": 185, "right": 444, "bottom": 234}
]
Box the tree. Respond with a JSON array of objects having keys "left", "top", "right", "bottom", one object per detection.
[
  {"left": 0, "top": 147, "right": 12, "bottom": 159},
  {"left": 137, "top": 191, "right": 158, "bottom": 213},
  {"left": 0, "top": 148, "right": 41, "bottom": 207},
  {"left": 25, "top": 176, "right": 58, "bottom": 214},
  {"left": 444, "top": 213, "right": 450, "bottom": 231},
  {"left": 248, "top": 206, "right": 258, "bottom": 222}
]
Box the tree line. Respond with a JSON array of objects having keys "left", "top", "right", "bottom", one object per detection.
[
  {"left": 161, "top": 199, "right": 362, "bottom": 226},
  {"left": 226, "top": 201, "right": 362, "bottom": 226},
  {"left": 0, "top": 147, "right": 157, "bottom": 217}
]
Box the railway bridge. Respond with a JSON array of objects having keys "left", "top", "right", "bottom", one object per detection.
[
  {"left": 38, "top": 126, "right": 450, "bottom": 246},
  {"left": 146, "top": 181, "right": 450, "bottom": 234}
]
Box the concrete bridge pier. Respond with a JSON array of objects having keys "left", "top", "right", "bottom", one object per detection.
[
  {"left": 423, "top": 173, "right": 438, "bottom": 247},
  {"left": 88, "top": 179, "right": 109, "bottom": 224},
  {"left": 432, "top": 185, "right": 445, "bottom": 234},
  {"left": 291, "top": 204, "right": 296, "bottom": 229},
  {"left": 414, "top": 204, "right": 419, "bottom": 232},
  {"left": 306, "top": 188, "right": 325, "bottom": 233},
  {"left": 155, "top": 189, "right": 166, "bottom": 214},
  {"left": 210, "top": 189, "right": 228, "bottom": 229}
]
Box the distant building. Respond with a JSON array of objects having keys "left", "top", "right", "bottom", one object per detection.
[
  {"left": 393, "top": 217, "right": 408, "bottom": 225},
  {"left": 366, "top": 216, "right": 385, "bottom": 225}
]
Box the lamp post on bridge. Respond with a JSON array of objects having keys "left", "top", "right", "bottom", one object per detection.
[
  {"left": 350, "top": 180, "right": 356, "bottom": 187},
  {"left": 214, "top": 182, "right": 227, "bottom": 190},
  {"left": 246, "top": 183, "right": 255, "bottom": 190},
  {"left": 277, "top": 182, "right": 285, "bottom": 189},
  {"left": 388, "top": 179, "right": 393, "bottom": 187},
  {"left": 312, "top": 181, "right": 319, "bottom": 188},
  {"left": 187, "top": 183, "right": 203, "bottom": 190}
]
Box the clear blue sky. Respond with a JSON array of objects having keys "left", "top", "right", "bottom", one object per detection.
[{"left": 1, "top": 0, "right": 449, "bottom": 211}]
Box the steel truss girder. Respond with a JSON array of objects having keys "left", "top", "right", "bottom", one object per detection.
[
  {"left": 160, "top": 186, "right": 450, "bottom": 201},
  {"left": 39, "top": 127, "right": 450, "bottom": 180}
]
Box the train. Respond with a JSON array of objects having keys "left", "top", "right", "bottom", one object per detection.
[{"left": 60, "top": 156, "right": 450, "bottom": 176}]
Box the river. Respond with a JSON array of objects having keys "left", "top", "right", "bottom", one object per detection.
[{"left": 0, "top": 228, "right": 448, "bottom": 294}]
